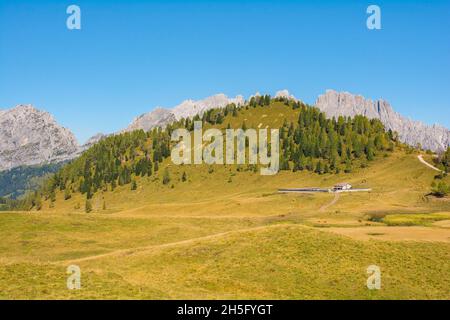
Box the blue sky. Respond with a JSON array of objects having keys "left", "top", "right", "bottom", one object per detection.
[{"left": 1, "top": 0, "right": 449, "bottom": 143}]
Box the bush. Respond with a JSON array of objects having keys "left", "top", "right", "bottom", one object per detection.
[
  {"left": 162, "top": 168, "right": 171, "bottom": 185},
  {"left": 64, "top": 188, "right": 71, "bottom": 200},
  {"left": 85, "top": 199, "right": 92, "bottom": 213},
  {"left": 431, "top": 181, "right": 449, "bottom": 198}
]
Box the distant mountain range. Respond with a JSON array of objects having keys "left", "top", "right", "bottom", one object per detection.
[
  {"left": 315, "top": 90, "right": 450, "bottom": 152},
  {"left": 124, "top": 93, "right": 245, "bottom": 132},
  {"left": 1, "top": 90, "right": 449, "bottom": 172}
]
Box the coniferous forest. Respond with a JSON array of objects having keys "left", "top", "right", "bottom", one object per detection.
[{"left": 10, "top": 97, "right": 398, "bottom": 211}]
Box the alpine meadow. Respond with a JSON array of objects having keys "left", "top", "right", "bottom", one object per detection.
[
  {"left": 1, "top": 96, "right": 449, "bottom": 299},
  {"left": 1, "top": 0, "right": 450, "bottom": 304}
]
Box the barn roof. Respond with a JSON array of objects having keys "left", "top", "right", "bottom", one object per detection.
[{"left": 334, "top": 182, "right": 351, "bottom": 187}]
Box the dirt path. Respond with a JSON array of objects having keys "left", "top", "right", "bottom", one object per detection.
[
  {"left": 58, "top": 224, "right": 294, "bottom": 265},
  {"left": 418, "top": 155, "right": 442, "bottom": 172},
  {"left": 319, "top": 193, "right": 340, "bottom": 212}
]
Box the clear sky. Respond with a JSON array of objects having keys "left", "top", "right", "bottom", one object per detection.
[{"left": 1, "top": 0, "right": 449, "bottom": 143}]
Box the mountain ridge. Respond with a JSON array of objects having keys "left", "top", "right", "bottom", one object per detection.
[
  {"left": 315, "top": 90, "right": 450, "bottom": 152},
  {"left": 0, "top": 104, "right": 79, "bottom": 171},
  {"left": 124, "top": 93, "right": 245, "bottom": 132},
  {"left": 1, "top": 89, "right": 449, "bottom": 172}
]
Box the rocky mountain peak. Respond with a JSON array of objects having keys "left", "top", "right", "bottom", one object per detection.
[
  {"left": 315, "top": 90, "right": 450, "bottom": 152},
  {"left": 125, "top": 107, "right": 176, "bottom": 133},
  {"left": 0, "top": 104, "right": 79, "bottom": 171},
  {"left": 125, "top": 93, "right": 246, "bottom": 132},
  {"left": 275, "top": 89, "right": 298, "bottom": 101},
  {"left": 171, "top": 93, "right": 245, "bottom": 120}
]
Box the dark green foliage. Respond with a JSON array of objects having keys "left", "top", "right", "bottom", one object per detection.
[
  {"left": 431, "top": 181, "right": 449, "bottom": 197},
  {"left": 162, "top": 168, "right": 171, "bottom": 185},
  {"left": 39, "top": 129, "right": 170, "bottom": 203},
  {"left": 64, "top": 188, "right": 71, "bottom": 200},
  {"left": 435, "top": 147, "right": 450, "bottom": 173},
  {"left": 282, "top": 105, "right": 394, "bottom": 174},
  {"left": 0, "top": 163, "right": 64, "bottom": 198},
  {"left": 131, "top": 179, "right": 137, "bottom": 190},
  {"left": 16, "top": 97, "right": 398, "bottom": 211},
  {"left": 85, "top": 199, "right": 92, "bottom": 213}
]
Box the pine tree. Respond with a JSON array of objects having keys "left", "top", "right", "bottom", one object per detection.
[
  {"left": 34, "top": 194, "right": 42, "bottom": 211},
  {"left": 242, "top": 121, "right": 247, "bottom": 131},
  {"left": 64, "top": 188, "right": 71, "bottom": 200},
  {"left": 344, "top": 159, "right": 352, "bottom": 173},
  {"left": 315, "top": 160, "right": 323, "bottom": 174},
  {"left": 162, "top": 168, "right": 171, "bottom": 185},
  {"left": 432, "top": 181, "right": 449, "bottom": 197},
  {"left": 85, "top": 199, "right": 92, "bottom": 213},
  {"left": 50, "top": 189, "right": 56, "bottom": 202}
]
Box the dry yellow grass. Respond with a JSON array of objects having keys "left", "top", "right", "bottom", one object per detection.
[{"left": 1, "top": 104, "right": 449, "bottom": 299}]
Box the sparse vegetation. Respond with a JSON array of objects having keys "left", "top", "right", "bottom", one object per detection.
[
  {"left": 431, "top": 181, "right": 449, "bottom": 198},
  {"left": 434, "top": 147, "right": 450, "bottom": 172},
  {"left": 162, "top": 168, "right": 171, "bottom": 185},
  {"left": 382, "top": 213, "right": 450, "bottom": 226}
]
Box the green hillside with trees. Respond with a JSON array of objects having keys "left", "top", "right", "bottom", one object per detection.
[
  {"left": 1, "top": 96, "right": 449, "bottom": 300},
  {"left": 19, "top": 96, "right": 398, "bottom": 211},
  {"left": 0, "top": 163, "right": 63, "bottom": 199}
]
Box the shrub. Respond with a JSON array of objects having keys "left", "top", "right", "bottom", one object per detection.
[
  {"left": 162, "top": 168, "right": 171, "bottom": 185},
  {"left": 85, "top": 199, "right": 92, "bottom": 213},
  {"left": 431, "top": 181, "right": 449, "bottom": 198}
]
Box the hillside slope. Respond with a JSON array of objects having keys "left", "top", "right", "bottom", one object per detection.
[
  {"left": 1, "top": 97, "right": 449, "bottom": 300},
  {"left": 316, "top": 90, "right": 450, "bottom": 152},
  {"left": 28, "top": 98, "right": 397, "bottom": 211}
]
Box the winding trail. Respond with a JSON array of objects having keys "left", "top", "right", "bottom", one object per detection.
[
  {"left": 58, "top": 224, "right": 292, "bottom": 265},
  {"left": 319, "top": 193, "right": 340, "bottom": 212},
  {"left": 418, "top": 155, "right": 442, "bottom": 172}
]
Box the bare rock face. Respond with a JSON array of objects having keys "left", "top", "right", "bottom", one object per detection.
[
  {"left": 124, "top": 108, "right": 177, "bottom": 132},
  {"left": 78, "top": 133, "right": 108, "bottom": 153},
  {"left": 125, "top": 94, "right": 245, "bottom": 132},
  {"left": 275, "top": 89, "right": 298, "bottom": 101},
  {"left": 315, "top": 90, "right": 450, "bottom": 152},
  {"left": 171, "top": 94, "right": 245, "bottom": 120},
  {"left": 0, "top": 105, "right": 79, "bottom": 171}
]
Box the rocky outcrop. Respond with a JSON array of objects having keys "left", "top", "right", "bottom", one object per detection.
[
  {"left": 78, "top": 133, "right": 108, "bottom": 153},
  {"left": 124, "top": 94, "right": 245, "bottom": 132},
  {"left": 171, "top": 94, "right": 245, "bottom": 120},
  {"left": 275, "top": 89, "right": 298, "bottom": 101},
  {"left": 125, "top": 108, "right": 177, "bottom": 133},
  {"left": 315, "top": 90, "right": 450, "bottom": 152},
  {"left": 3, "top": 90, "right": 448, "bottom": 172},
  {"left": 0, "top": 105, "right": 79, "bottom": 171}
]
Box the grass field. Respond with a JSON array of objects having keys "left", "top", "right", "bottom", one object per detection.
[
  {"left": 0, "top": 103, "right": 449, "bottom": 299},
  {"left": 0, "top": 149, "right": 449, "bottom": 299}
]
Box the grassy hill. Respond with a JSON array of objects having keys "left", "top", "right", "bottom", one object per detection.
[{"left": 0, "top": 98, "right": 449, "bottom": 299}]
